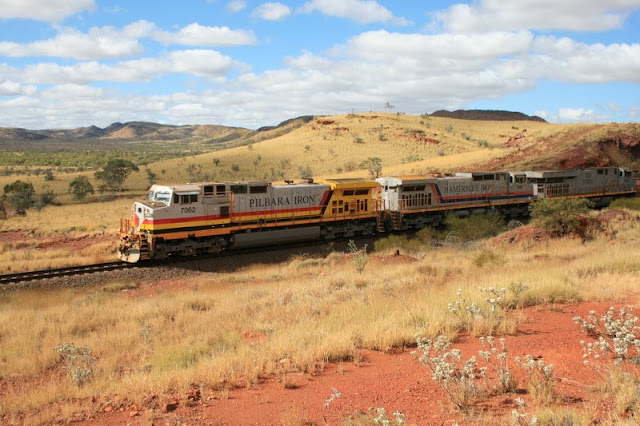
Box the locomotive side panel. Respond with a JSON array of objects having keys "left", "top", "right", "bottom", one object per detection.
[
  {"left": 231, "top": 182, "right": 330, "bottom": 226},
  {"left": 526, "top": 167, "right": 637, "bottom": 201}
]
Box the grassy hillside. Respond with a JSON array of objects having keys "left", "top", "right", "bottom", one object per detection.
[
  {"left": 0, "top": 112, "right": 638, "bottom": 211},
  {"left": 120, "top": 113, "right": 551, "bottom": 187},
  {"left": 105, "top": 113, "right": 640, "bottom": 189}
]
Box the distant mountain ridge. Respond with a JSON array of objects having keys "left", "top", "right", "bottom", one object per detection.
[
  {"left": 0, "top": 121, "right": 253, "bottom": 142},
  {"left": 430, "top": 109, "right": 547, "bottom": 122}
]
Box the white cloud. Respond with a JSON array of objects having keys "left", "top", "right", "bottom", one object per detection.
[
  {"left": 514, "top": 37, "right": 640, "bottom": 84},
  {"left": 558, "top": 107, "right": 608, "bottom": 122},
  {"left": 152, "top": 23, "right": 257, "bottom": 46},
  {"left": 333, "top": 30, "right": 533, "bottom": 66},
  {"left": 168, "top": 50, "right": 235, "bottom": 79},
  {"left": 7, "top": 49, "right": 238, "bottom": 85},
  {"left": 227, "top": 0, "right": 247, "bottom": 13},
  {"left": 252, "top": 2, "right": 291, "bottom": 21},
  {"left": 301, "top": 0, "right": 410, "bottom": 25},
  {"left": 0, "top": 20, "right": 256, "bottom": 60},
  {"left": 0, "top": 0, "right": 95, "bottom": 22},
  {"left": 435, "top": 0, "right": 640, "bottom": 33},
  {"left": 0, "top": 80, "right": 37, "bottom": 96},
  {"left": 0, "top": 21, "right": 153, "bottom": 60}
]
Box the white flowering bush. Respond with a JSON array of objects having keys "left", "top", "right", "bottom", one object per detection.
[
  {"left": 479, "top": 336, "right": 517, "bottom": 393},
  {"left": 372, "top": 407, "right": 406, "bottom": 425},
  {"left": 323, "top": 387, "right": 342, "bottom": 408},
  {"left": 414, "top": 335, "right": 486, "bottom": 412},
  {"left": 480, "top": 287, "right": 508, "bottom": 313},
  {"left": 448, "top": 287, "right": 512, "bottom": 334},
  {"left": 448, "top": 288, "right": 485, "bottom": 331},
  {"left": 55, "top": 342, "right": 95, "bottom": 386},
  {"left": 511, "top": 398, "right": 538, "bottom": 426},
  {"left": 515, "top": 355, "right": 555, "bottom": 404},
  {"left": 574, "top": 306, "right": 640, "bottom": 367}
]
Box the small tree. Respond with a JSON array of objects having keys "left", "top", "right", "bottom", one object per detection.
[
  {"left": 94, "top": 159, "right": 138, "bottom": 192},
  {"left": 0, "top": 200, "right": 7, "bottom": 229},
  {"left": 43, "top": 169, "right": 55, "bottom": 181},
  {"left": 359, "top": 157, "right": 383, "bottom": 178},
  {"left": 145, "top": 169, "right": 157, "bottom": 186},
  {"left": 529, "top": 198, "right": 592, "bottom": 235},
  {"left": 3, "top": 180, "right": 34, "bottom": 210},
  {"left": 34, "top": 188, "right": 56, "bottom": 209},
  {"left": 68, "top": 176, "right": 94, "bottom": 201},
  {"left": 348, "top": 240, "right": 368, "bottom": 274},
  {"left": 298, "top": 165, "right": 313, "bottom": 179}
]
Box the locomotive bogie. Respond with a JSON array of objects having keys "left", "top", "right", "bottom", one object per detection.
[{"left": 232, "top": 226, "right": 322, "bottom": 249}]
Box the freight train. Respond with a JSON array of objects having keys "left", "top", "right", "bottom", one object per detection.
[{"left": 118, "top": 166, "right": 637, "bottom": 262}]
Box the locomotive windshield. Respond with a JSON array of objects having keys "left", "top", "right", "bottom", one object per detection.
[{"left": 148, "top": 190, "right": 172, "bottom": 204}]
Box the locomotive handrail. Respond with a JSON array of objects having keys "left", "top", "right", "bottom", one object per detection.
[{"left": 120, "top": 218, "right": 131, "bottom": 233}]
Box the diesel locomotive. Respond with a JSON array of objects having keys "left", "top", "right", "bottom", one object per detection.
[{"left": 118, "top": 166, "right": 636, "bottom": 262}]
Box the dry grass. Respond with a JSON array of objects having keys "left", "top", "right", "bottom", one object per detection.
[
  {"left": 1, "top": 197, "right": 132, "bottom": 233},
  {"left": 0, "top": 198, "right": 130, "bottom": 272},
  {"left": 2, "top": 208, "right": 640, "bottom": 419}
]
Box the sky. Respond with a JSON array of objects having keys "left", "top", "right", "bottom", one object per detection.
[{"left": 0, "top": 0, "right": 639, "bottom": 130}]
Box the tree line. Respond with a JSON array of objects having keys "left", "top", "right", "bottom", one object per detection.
[{"left": 1, "top": 159, "right": 138, "bottom": 216}]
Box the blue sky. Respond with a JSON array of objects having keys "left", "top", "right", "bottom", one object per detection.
[{"left": 0, "top": 0, "right": 638, "bottom": 129}]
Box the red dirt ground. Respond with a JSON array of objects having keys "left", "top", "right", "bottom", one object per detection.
[
  {"left": 70, "top": 299, "right": 639, "bottom": 425},
  {"left": 0, "top": 230, "right": 113, "bottom": 253}
]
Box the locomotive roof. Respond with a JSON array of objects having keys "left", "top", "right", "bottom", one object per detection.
[
  {"left": 524, "top": 169, "right": 580, "bottom": 178},
  {"left": 317, "top": 178, "right": 378, "bottom": 189},
  {"left": 377, "top": 176, "right": 432, "bottom": 185},
  {"left": 151, "top": 184, "right": 201, "bottom": 192}
]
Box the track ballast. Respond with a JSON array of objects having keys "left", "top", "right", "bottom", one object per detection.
[{"left": 0, "top": 262, "right": 138, "bottom": 285}]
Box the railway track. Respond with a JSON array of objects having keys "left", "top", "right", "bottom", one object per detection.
[
  {"left": 0, "top": 261, "right": 138, "bottom": 285},
  {"left": 0, "top": 237, "right": 373, "bottom": 286}
]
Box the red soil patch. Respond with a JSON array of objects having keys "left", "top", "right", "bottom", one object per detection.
[
  {"left": 397, "top": 131, "right": 439, "bottom": 145},
  {"left": 0, "top": 230, "right": 113, "bottom": 253},
  {"left": 490, "top": 224, "right": 551, "bottom": 246},
  {"left": 35, "top": 233, "right": 113, "bottom": 252},
  {"left": 66, "top": 300, "right": 640, "bottom": 425}
]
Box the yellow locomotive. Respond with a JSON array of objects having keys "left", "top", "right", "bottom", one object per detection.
[{"left": 118, "top": 178, "right": 380, "bottom": 262}]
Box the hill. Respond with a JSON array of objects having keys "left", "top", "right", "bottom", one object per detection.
[
  {"left": 120, "top": 112, "right": 639, "bottom": 190},
  {"left": 0, "top": 112, "right": 638, "bottom": 205},
  {"left": 429, "top": 109, "right": 547, "bottom": 122},
  {"left": 0, "top": 121, "right": 253, "bottom": 147},
  {"left": 0, "top": 121, "right": 255, "bottom": 168}
]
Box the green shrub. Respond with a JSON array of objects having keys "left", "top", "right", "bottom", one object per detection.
[
  {"left": 609, "top": 197, "right": 640, "bottom": 210},
  {"left": 473, "top": 250, "right": 504, "bottom": 268},
  {"left": 444, "top": 212, "right": 506, "bottom": 241},
  {"left": 529, "top": 198, "right": 592, "bottom": 235},
  {"left": 55, "top": 342, "right": 95, "bottom": 386},
  {"left": 374, "top": 227, "right": 435, "bottom": 253}
]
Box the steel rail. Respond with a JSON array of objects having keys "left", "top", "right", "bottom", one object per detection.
[{"left": 0, "top": 261, "right": 138, "bottom": 285}]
